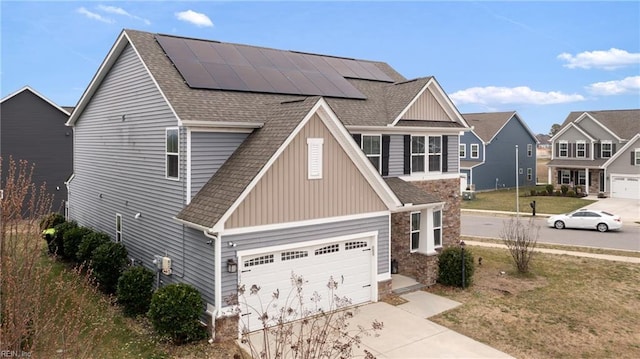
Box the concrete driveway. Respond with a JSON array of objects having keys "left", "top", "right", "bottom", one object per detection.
[
  {"left": 581, "top": 196, "right": 640, "bottom": 224},
  {"left": 350, "top": 291, "right": 513, "bottom": 358}
]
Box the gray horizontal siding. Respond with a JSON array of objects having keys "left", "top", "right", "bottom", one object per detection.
[
  {"left": 220, "top": 215, "right": 389, "bottom": 300},
  {"left": 388, "top": 135, "right": 404, "bottom": 176},
  {"left": 68, "top": 44, "right": 215, "bottom": 306},
  {"left": 447, "top": 135, "right": 459, "bottom": 173},
  {"left": 190, "top": 131, "right": 248, "bottom": 198}
]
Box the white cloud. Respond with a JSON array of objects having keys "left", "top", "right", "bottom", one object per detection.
[
  {"left": 175, "top": 10, "right": 213, "bottom": 27},
  {"left": 76, "top": 7, "right": 113, "bottom": 24},
  {"left": 97, "top": 5, "right": 151, "bottom": 25},
  {"left": 586, "top": 76, "right": 640, "bottom": 95},
  {"left": 558, "top": 48, "right": 640, "bottom": 70},
  {"left": 450, "top": 86, "right": 585, "bottom": 105}
]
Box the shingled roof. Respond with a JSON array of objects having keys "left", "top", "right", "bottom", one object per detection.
[
  {"left": 561, "top": 109, "right": 640, "bottom": 140},
  {"left": 176, "top": 97, "right": 322, "bottom": 228},
  {"left": 462, "top": 111, "right": 516, "bottom": 143},
  {"left": 384, "top": 177, "right": 441, "bottom": 206}
]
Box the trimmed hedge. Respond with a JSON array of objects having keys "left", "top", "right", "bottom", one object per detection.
[
  {"left": 91, "top": 241, "right": 129, "bottom": 294},
  {"left": 77, "top": 231, "right": 111, "bottom": 265},
  {"left": 62, "top": 226, "right": 92, "bottom": 262},
  {"left": 49, "top": 221, "right": 78, "bottom": 257},
  {"left": 148, "top": 283, "right": 206, "bottom": 344},
  {"left": 438, "top": 246, "right": 475, "bottom": 288},
  {"left": 117, "top": 266, "right": 155, "bottom": 317}
]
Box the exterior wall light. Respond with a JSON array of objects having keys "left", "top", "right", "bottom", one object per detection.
[{"left": 227, "top": 258, "right": 237, "bottom": 273}]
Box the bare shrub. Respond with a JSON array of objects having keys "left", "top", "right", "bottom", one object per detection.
[
  {"left": 232, "top": 273, "right": 382, "bottom": 359},
  {"left": 500, "top": 217, "right": 539, "bottom": 273},
  {"left": 1, "top": 157, "right": 109, "bottom": 357}
]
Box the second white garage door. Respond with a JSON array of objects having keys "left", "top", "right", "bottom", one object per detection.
[
  {"left": 611, "top": 175, "right": 640, "bottom": 200},
  {"left": 237, "top": 234, "right": 376, "bottom": 332}
]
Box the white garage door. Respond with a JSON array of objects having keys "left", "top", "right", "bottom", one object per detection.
[
  {"left": 611, "top": 175, "right": 640, "bottom": 200},
  {"left": 238, "top": 235, "right": 374, "bottom": 332}
]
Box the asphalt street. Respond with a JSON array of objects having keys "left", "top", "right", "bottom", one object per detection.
[{"left": 461, "top": 214, "right": 640, "bottom": 252}]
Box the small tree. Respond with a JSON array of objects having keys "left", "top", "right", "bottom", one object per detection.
[
  {"left": 234, "top": 273, "right": 383, "bottom": 359},
  {"left": 117, "top": 266, "right": 155, "bottom": 316},
  {"left": 500, "top": 217, "right": 539, "bottom": 273}
]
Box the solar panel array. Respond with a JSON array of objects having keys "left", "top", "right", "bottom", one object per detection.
[{"left": 155, "top": 35, "right": 394, "bottom": 99}]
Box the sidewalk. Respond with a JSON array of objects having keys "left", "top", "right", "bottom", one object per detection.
[{"left": 465, "top": 240, "right": 640, "bottom": 264}]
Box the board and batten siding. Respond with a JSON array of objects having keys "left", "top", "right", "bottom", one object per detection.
[
  {"left": 402, "top": 89, "right": 451, "bottom": 121},
  {"left": 190, "top": 131, "right": 248, "bottom": 198},
  {"left": 68, "top": 44, "right": 215, "bottom": 306},
  {"left": 220, "top": 214, "right": 389, "bottom": 300},
  {"left": 225, "top": 114, "right": 387, "bottom": 228}
]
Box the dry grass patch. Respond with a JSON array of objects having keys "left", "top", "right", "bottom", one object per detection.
[{"left": 427, "top": 246, "right": 640, "bottom": 359}]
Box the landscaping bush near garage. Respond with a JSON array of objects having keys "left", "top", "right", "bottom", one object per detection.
[
  {"left": 438, "top": 246, "right": 474, "bottom": 288},
  {"left": 148, "top": 283, "right": 206, "bottom": 344},
  {"left": 117, "top": 266, "right": 155, "bottom": 317}
]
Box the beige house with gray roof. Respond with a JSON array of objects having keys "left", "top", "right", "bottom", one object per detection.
[{"left": 66, "top": 29, "right": 471, "bottom": 339}]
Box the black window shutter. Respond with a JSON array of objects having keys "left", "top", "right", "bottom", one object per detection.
[
  {"left": 557, "top": 170, "right": 561, "bottom": 184},
  {"left": 352, "top": 133, "right": 362, "bottom": 147},
  {"left": 403, "top": 135, "right": 411, "bottom": 174},
  {"left": 632, "top": 151, "right": 635, "bottom": 165},
  {"left": 570, "top": 143, "right": 575, "bottom": 157},
  {"left": 612, "top": 143, "right": 616, "bottom": 154},
  {"left": 586, "top": 144, "right": 590, "bottom": 158},
  {"left": 382, "top": 135, "right": 390, "bottom": 176},
  {"left": 555, "top": 142, "right": 559, "bottom": 157},
  {"left": 442, "top": 136, "right": 449, "bottom": 172},
  {"left": 595, "top": 143, "right": 601, "bottom": 159}
]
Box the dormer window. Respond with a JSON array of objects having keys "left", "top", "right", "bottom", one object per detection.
[{"left": 601, "top": 141, "right": 612, "bottom": 158}]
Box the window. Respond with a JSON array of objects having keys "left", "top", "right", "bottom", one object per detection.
[
  {"left": 527, "top": 168, "right": 532, "bottom": 181},
  {"left": 578, "top": 170, "right": 586, "bottom": 186},
  {"left": 362, "top": 135, "right": 381, "bottom": 173},
  {"left": 411, "top": 136, "right": 425, "bottom": 172},
  {"left": 527, "top": 144, "right": 533, "bottom": 157},
  {"left": 601, "top": 141, "right": 612, "bottom": 158},
  {"left": 166, "top": 128, "right": 179, "bottom": 179},
  {"left": 307, "top": 138, "right": 324, "bottom": 179},
  {"left": 115, "top": 214, "right": 122, "bottom": 243},
  {"left": 281, "top": 251, "right": 308, "bottom": 261},
  {"left": 410, "top": 212, "right": 420, "bottom": 252},
  {"left": 635, "top": 149, "right": 640, "bottom": 166},
  {"left": 433, "top": 210, "right": 442, "bottom": 248},
  {"left": 459, "top": 144, "right": 466, "bottom": 158},
  {"left": 345, "top": 241, "right": 368, "bottom": 250},
  {"left": 559, "top": 141, "right": 568, "bottom": 157},
  {"left": 428, "top": 136, "right": 442, "bottom": 172},
  {"left": 470, "top": 144, "right": 479, "bottom": 159},
  {"left": 576, "top": 141, "right": 586, "bottom": 158},
  {"left": 561, "top": 170, "right": 571, "bottom": 185}
]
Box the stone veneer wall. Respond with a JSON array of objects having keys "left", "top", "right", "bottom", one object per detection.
[
  {"left": 378, "top": 279, "right": 392, "bottom": 299},
  {"left": 549, "top": 168, "right": 602, "bottom": 195},
  {"left": 214, "top": 314, "right": 239, "bottom": 342},
  {"left": 390, "top": 178, "right": 461, "bottom": 286}
]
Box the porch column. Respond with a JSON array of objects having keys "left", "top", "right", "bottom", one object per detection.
[
  {"left": 547, "top": 166, "right": 552, "bottom": 186},
  {"left": 584, "top": 167, "right": 589, "bottom": 195}
]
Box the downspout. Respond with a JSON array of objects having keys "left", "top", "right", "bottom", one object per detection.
[{"left": 203, "top": 230, "right": 220, "bottom": 340}]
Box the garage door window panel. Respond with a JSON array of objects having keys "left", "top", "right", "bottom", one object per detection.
[
  {"left": 245, "top": 254, "right": 274, "bottom": 267},
  {"left": 281, "top": 251, "right": 308, "bottom": 261},
  {"left": 315, "top": 244, "right": 339, "bottom": 255},
  {"left": 345, "top": 241, "right": 368, "bottom": 250}
]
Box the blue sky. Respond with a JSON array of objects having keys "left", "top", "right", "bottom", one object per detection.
[{"left": 2, "top": 1, "right": 639, "bottom": 134}]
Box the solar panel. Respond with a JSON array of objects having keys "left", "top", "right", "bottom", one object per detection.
[{"left": 155, "top": 34, "right": 392, "bottom": 99}]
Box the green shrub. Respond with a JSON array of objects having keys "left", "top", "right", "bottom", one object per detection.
[
  {"left": 148, "top": 283, "right": 206, "bottom": 344},
  {"left": 49, "top": 221, "right": 78, "bottom": 257},
  {"left": 437, "top": 246, "right": 475, "bottom": 288},
  {"left": 77, "top": 231, "right": 111, "bottom": 265},
  {"left": 567, "top": 190, "right": 576, "bottom": 197},
  {"left": 530, "top": 189, "right": 537, "bottom": 196},
  {"left": 62, "top": 226, "right": 92, "bottom": 262},
  {"left": 117, "top": 266, "right": 155, "bottom": 316},
  {"left": 537, "top": 190, "right": 547, "bottom": 196},
  {"left": 555, "top": 190, "right": 562, "bottom": 196},
  {"left": 39, "top": 212, "right": 65, "bottom": 231},
  {"left": 560, "top": 184, "right": 569, "bottom": 195},
  {"left": 545, "top": 184, "right": 554, "bottom": 195},
  {"left": 91, "top": 241, "right": 129, "bottom": 294}
]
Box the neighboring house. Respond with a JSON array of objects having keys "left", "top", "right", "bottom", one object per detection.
[
  {"left": 0, "top": 86, "right": 73, "bottom": 212},
  {"left": 459, "top": 112, "right": 538, "bottom": 191},
  {"left": 547, "top": 109, "right": 640, "bottom": 199},
  {"left": 66, "top": 29, "right": 470, "bottom": 338},
  {"left": 536, "top": 134, "right": 552, "bottom": 159}
]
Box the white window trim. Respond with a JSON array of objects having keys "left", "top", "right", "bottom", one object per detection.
[
  {"left": 166, "top": 127, "right": 180, "bottom": 180},
  {"left": 433, "top": 209, "right": 442, "bottom": 249},
  {"left": 470, "top": 144, "right": 479, "bottom": 159},
  {"left": 576, "top": 141, "right": 586, "bottom": 158},
  {"left": 427, "top": 135, "right": 442, "bottom": 173},
  {"left": 559, "top": 141, "right": 568, "bottom": 157},
  {"left": 115, "top": 213, "right": 122, "bottom": 243},
  {"left": 578, "top": 170, "right": 586, "bottom": 186},
  {"left": 307, "top": 138, "right": 324, "bottom": 180},
  {"left": 601, "top": 141, "right": 612, "bottom": 158},
  {"left": 527, "top": 144, "right": 533, "bottom": 157},
  {"left": 459, "top": 144, "right": 466, "bottom": 158},
  {"left": 410, "top": 211, "right": 420, "bottom": 253},
  {"left": 635, "top": 149, "right": 640, "bottom": 166},
  {"left": 526, "top": 168, "right": 532, "bottom": 181},
  {"left": 361, "top": 135, "right": 382, "bottom": 174},
  {"left": 561, "top": 170, "right": 571, "bottom": 185},
  {"left": 411, "top": 136, "right": 426, "bottom": 173}
]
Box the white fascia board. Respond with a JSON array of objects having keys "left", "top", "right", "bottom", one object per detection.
[
  {"left": 575, "top": 112, "right": 622, "bottom": 142},
  {"left": 390, "top": 201, "right": 445, "bottom": 213},
  {"left": 183, "top": 120, "right": 263, "bottom": 131},
  {"left": 346, "top": 125, "right": 472, "bottom": 135},
  {"left": 1, "top": 86, "right": 70, "bottom": 116},
  {"left": 601, "top": 133, "right": 640, "bottom": 168},
  {"left": 172, "top": 216, "right": 212, "bottom": 232}
]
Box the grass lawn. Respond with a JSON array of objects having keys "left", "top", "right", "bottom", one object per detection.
[
  {"left": 427, "top": 246, "right": 640, "bottom": 359},
  {"left": 461, "top": 187, "right": 596, "bottom": 214}
]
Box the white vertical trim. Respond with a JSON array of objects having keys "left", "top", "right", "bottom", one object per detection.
[
  {"left": 165, "top": 127, "right": 180, "bottom": 180},
  {"left": 115, "top": 213, "right": 123, "bottom": 243},
  {"left": 186, "top": 128, "right": 192, "bottom": 203}
]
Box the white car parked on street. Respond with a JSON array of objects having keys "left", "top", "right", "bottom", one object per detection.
[{"left": 547, "top": 209, "right": 622, "bottom": 232}]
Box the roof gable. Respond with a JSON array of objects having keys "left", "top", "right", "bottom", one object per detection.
[
  {"left": 552, "top": 122, "right": 596, "bottom": 142},
  {"left": 560, "top": 109, "right": 640, "bottom": 141},
  {"left": 602, "top": 133, "right": 640, "bottom": 168},
  {"left": 462, "top": 111, "right": 537, "bottom": 144},
  {"left": 1, "top": 86, "right": 70, "bottom": 116}
]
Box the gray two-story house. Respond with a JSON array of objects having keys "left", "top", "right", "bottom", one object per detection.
[
  {"left": 1, "top": 86, "right": 73, "bottom": 212},
  {"left": 460, "top": 111, "right": 538, "bottom": 191},
  {"left": 66, "top": 29, "right": 470, "bottom": 338},
  {"left": 547, "top": 109, "right": 640, "bottom": 199}
]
